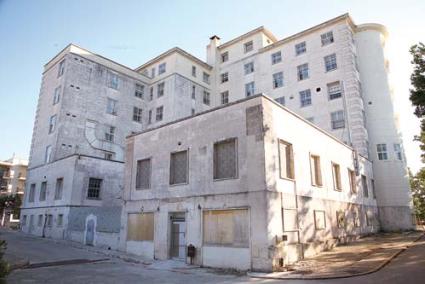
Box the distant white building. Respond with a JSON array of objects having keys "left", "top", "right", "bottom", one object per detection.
[
  {"left": 21, "top": 13, "right": 413, "bottom": 255},
  {"left": 0, "top": 155, "right": 28, "bottom": 227}
]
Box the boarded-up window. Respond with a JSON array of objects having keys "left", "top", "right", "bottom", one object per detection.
[
  {"left": 127, "top": 213, "right": 154, "bottom": 241},
  {"left": 362, "top": 175, "right": 369, "bottom": 197},
  {"left": 136, "top": 159, "right": 151, "bottom": 189},
  {"left": 278, "top": 140, "right": 294, "bottom": 179},
  {"left": 203, "top": 209, "right": 248, "bottom": 247},
  {"left": 310, "top": 155, "right": 322, "bottom": 186},
  {"left": 282, "top": 209, "right": 298, "bottom": 231},
  {"left": 353, "top": 210, "right": 360, "bottom": 227},
  {"left": 170, "top": 150, "right": 188, "bottom": 185},
  {"left": 314, "top": 210, "right": 326, "bottom": 230},
  {"left": 332, "top": 163, "right": 342, "bottom": 191},
  {"left": 213, "top": 138, "right": 237, "bottom": 180}
]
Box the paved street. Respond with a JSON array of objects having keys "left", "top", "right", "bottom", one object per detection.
[{"left": 2, "top": 229, "right": 425, "bottom": 284}]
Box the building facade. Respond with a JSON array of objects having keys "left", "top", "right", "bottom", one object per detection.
[
  {"left": 120, "top": 95, "right": 379, "bottom": 271},
  {"left": 0, "top": 156, "right": 28, "bottom": 227},
  {"left": 21, "top": 13, "right": 412, "bottom": 255}
]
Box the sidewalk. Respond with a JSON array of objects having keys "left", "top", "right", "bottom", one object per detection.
[{"left": 249, "top": 231, "right": 424, "bottom": 280}]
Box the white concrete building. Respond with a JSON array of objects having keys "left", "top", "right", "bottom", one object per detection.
[
  {"left": 121, "top": 95, "right": 378, "bottom": 271},
  {"left": 21, "top": 13, "right": 412, "bottom": 254},
  {"left": 0, "top": 156, "right": 28, "bottom": 227}
]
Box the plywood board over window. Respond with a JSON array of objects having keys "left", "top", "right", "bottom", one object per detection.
[
  {"left": 203, "top": 209, "right": 249, "bottom": 248},
  {"left": 127, "top": 213, "right": 154, "bottom": 241}
]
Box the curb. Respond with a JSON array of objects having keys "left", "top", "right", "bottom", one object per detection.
[{"left": 249, "top": 232, "right": 424, "bottom": 280}]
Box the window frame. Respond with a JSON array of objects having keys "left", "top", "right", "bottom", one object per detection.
[
  {"left": 278, "top": 139, "right": 295, "bottom": 180},
  {"left": 324, "top": 53, "right": 337, "bottom": 72},
  {"left": 245, "top": 81, "right": 255, "bottom": 97},
  {"left": 332, "top": 162, "right": 342, "bottom": 191},
  {"left": 155, "top": 106, "right": 164, "bottom": 122},
  {"left": 87, "top": 177, "right": 102, "bottom": 200},
  {"left": 221, "top": 91, "right": 229, "bottom": 105},
  {"left": 54, "top": 178, "right": 64, "bottom": 200},
  {"left": 299, "top": 89, "right": 312, "bottom": 107},
  {"left": 331, "top": 110, "right": 345, "bottom": 129},
  {"left": 133, "top": 107, "right": 143, "bottom": 123},
  {"left": 271, "top": 51, "right": 282, "bottom": 64},
  {"left": 213, "top": 138, "right": 238, "bottom": 181},
  {"left": 169, "top": 150, "right": 189, "bottom": 186},
  {"left": 310, "top": 154, "right": 323, "bottom": 187},
  {"left": 272, "top": 72, "right": 284, "bottom": 89},
  {"left": 321, "top": 31, "right": 334, "bottom": 46},
  {"left": 136, "top": 158, "right": 152, "bottom": 190},
  {"left": 295, "top": 41, "right": 306, "bottom": 56},
  {"left": 244, "top": 41, "right": 253, "bottom": 53},
  {"left": 297, "top": 63, "right": 309, "bottom": 80}
]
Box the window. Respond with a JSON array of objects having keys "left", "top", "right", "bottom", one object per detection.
[
  {"left": 203, "top": 209, "right": 248, "bottom": 247},
  {"left": 244, "top": 62, "right": 254, "bottom": 75},
  {"left": 151, "top": 67, "right": 155, "bottom": 78},
  {"left": 353, "top": 210, "right": 360, "bottom": 227},
  {"left": 203, "top": 72, "right": 210, "bottom": 84},
  {"left": 87, "top": 178, "right": 102, "bottom": 199},
  {"left": 148, "top": 110, "right": 153, "bottom": 124},
  {"left": 104, "top": 152, "right": 113, "bottom": 160},
  {"left": 214, "top": 138, "right": 237, "bottom": 180},
  {"left": 157, "top": 82, "right": 165, "bottom": 97},
  {"left": 361, "top": 175, "right": 368, "bottom": 197},
  {"left": 107, "top": 71, "right": 119, "bottom": 89},
  {"left": 53, "top": 86, "right": 61, "bottom": 105},
  {"left": 22, "top": 215, "right": 27, "bottom": 226},
  {"left": 282, "top": 209, "right": 298, "bottom": 231},
  {"left": 244, "top": 41, "right": 253, "bottom": 53},
  {"left": 48, "top": 115, "right": 57, "bottom": 134},
  {"left": 275, "top": 97, "right": 285, "bottom": 106},
  {"left": 29, "top": 184, "right": 35, "bottom": 202},
  {"left": 45, "top": 145, "right": 52, "bottom": 164},
  {"left": 54, "top": 178, "right": 63, "bottom": 200},
  {"left": 221, "top": 52, "right": 229, "bottom": 62},
  {"left": 149, "top": 87, "right": 153, "bottom": 101},
  {"left": 57, "top": 60, "right": 65, "bottom": 77},
  {"left": 203, "top": 91, "right": 210, "bottom": 105},
  {"left": 191, "top": 85, "right": 196, "bottom": 99},
  {"left": 57, "top": 214, "right": 63, "bottom": 227},
  {"left": 314, "top": 210, "right": 326, "bottom": 230},
  {"left": 105, "top": 126, "right": 115, "bottom": 142},
  {"left": 135, "top": 84, "right": 144, "bottom": 99},
  {"left": 221, "top": 91, "right": 229, "bottom": 105},
  {"left": 221, "top": 72, "right": 229, "bottom": 83},
  {"left": 324, "top": 53, "right": 337, "bottom": 72},
  {"left": 328, "top": 81, "right": 342, "bottom": 100},
  {"left": 332, "top": 163, "right": 342, "bottom": 191},
  {"left": 297, "top": 63, "right": 309, "bottom": 80},
  {"left": 310, "top": 155, "right": 322, "bottom": 186},
  {"left": 156, "top": 106, "right": 163, "bottom": 121},
  {"left": 273, "top": 72, "right": 284, "bottom": 88},
  {"left": 106, "top": 98, "right": 118, "bottom": 115},
  {"left": 394, "top": 143, "right": 402, "bottom": 160},
  {"left": 136, "top": 159, "right": 151, "bottom": 189},
  {"left": 271, "top": 51, "right": 282, "bottom": 64},
  {"left": 366, "top": 211, "right": 373, "bottom": 226},
  {"left": 321, "top": 31, "right": 334, "bottom": 46},
  {"left": 245, "top": 82, "right": 255, "bottom": 97},
  {"left": 300, "top": 89, "right": 312, "bottom": 107},
  {"left": 376, "top": 144, "right": 388, "bottom": 160},
  {"left": 127, "top": 213, "right": 154, "bottom": 241},
  {"left": 295, "top": 42, "right": 306, "bottom": 55},
  {"left": 38, "top": 215, "right": 43, "bottom": 227},
  {"left": 278, "top": 140, "right": 294, "bottom": 179},
  {"left": 336, "top": 211, "right": 345, "bottom": 228},
  {"left": 331, "top": 111, "right": 345, "bottom": 129},
  {"left": 191, "top": 108, "right": 195, "bottom": 115},
  {"left": 306, "top": 117, "right": 314, "bottom": 123},
  {"left": 348, "top": 169, "right": 356, "bottom": 193},
  {"left": 371, "top": 179, "right": 376, "bottom": 198},
  {"left": 192, "top": 66, "right": 196, "bottom": 77},
  {"left": 46, "top": 214, "right": 53, "bottom": 227},
  {"left": 133, "top": 107, "right": 142, "bottom": 123},
  {"left": 39, "top": 181, "right": 47, "bottom": 201},
  {"left": 170, "top": 150, "right": 188, "bottom": 185},
  {"left": 158, "top": 63, "right": 166, "bottom": 75}
]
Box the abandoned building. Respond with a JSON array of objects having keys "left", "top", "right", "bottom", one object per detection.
[
  {"left": 121, "top": 94, "right": 379, "bottom": 271},
  {"left": 21, "top": 13, "right": 413, "bottom": 269}
]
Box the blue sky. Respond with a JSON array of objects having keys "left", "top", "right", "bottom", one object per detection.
[{"left": 0, "top": 0, "right": 424, "bottom": 171}]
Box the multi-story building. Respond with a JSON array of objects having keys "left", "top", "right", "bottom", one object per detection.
[
  {"left": 21, "top": 13, "right": 412, "bottom": 253},
  {"left": 0, "top": 155, "right": 28, "bottom": 227}
]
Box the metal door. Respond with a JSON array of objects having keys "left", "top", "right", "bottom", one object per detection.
[
  {"left": 170, "top": 217, "right": 186, "bottom": 259},
  {"left": 85, "top": 219, "right": 95, "bottom": 246}
]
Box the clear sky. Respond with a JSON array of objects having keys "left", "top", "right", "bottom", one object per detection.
[{"left": 0, "top": 0, "right": 424, "bottom": 172}]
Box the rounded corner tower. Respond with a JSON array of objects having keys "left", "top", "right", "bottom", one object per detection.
[{"left": 354, "top": 23, "right": 414, "bottom": 231}]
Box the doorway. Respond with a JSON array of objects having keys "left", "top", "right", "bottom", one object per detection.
[
  {"left": 170, "top": 213, "right": 186, "bottom": 259},
  {"left": 85, "top": 219, "right": 95, "bottom": 246}
]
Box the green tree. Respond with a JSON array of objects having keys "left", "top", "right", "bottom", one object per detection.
[
  {"left": 0, "top": 194, "right": 22, "bottom": 220},
  {"left": 409, "top": 43, "right": 425, "bottom": 162},
  {"left": 409, "top": 169, "right": 425, "bottom": 221}
]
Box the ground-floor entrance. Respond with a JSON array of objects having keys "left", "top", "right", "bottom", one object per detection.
[{"left": 169, "top": 213, "right": 186, "bottom": 259}]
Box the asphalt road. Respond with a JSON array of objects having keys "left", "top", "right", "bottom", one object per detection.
[{"left": 3, "top": 229, "right": 425, "bottom": 284}]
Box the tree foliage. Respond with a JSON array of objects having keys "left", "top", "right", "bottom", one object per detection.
[
  {"left": 410, "top": 43, "right": 425, "bottom": 162},
  {"left": 409, "top": 169, "right": 425, "bottom": 221},
  {"left": 0, "top": 194, "right": 22, "bottom": 218}
]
